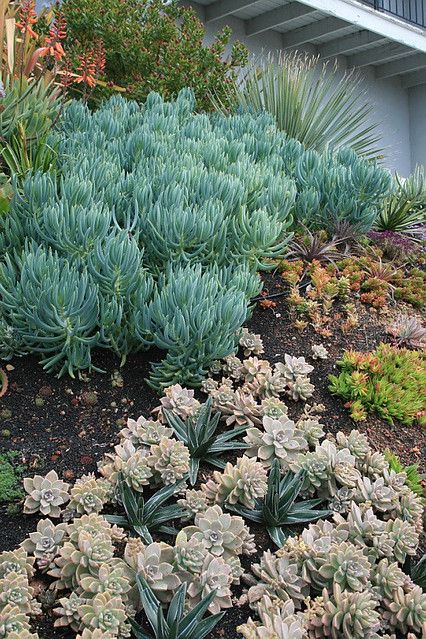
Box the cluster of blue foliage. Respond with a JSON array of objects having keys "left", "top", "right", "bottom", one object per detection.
[{"left": 0, "top": 89, "right": 391, "bottom": 389}]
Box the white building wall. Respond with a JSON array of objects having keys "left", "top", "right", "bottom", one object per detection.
[
  {"left": 408, "top": 85, "right": 426, "bottom": 170},
  {"left": 197, "top": 10, "right": 419, "bottom": 175}
]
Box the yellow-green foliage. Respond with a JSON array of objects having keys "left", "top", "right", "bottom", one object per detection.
[{"left": 329, "top": 344, "right": 426, "bottom": 426}]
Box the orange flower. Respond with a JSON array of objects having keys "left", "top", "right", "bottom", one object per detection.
[
  {"left": 42, "top": 11, "right": 67, "bottom": 61},
  {"left": 16, "top": 0, "right": 38, "bottom": 39},
  {"left": 74, "top": 40, "right": 106, "bottom": 88},
  {"left": 75, "top": 55, "right": 97, "bottom": 87}
]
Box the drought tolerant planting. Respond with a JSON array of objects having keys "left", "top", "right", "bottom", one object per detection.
[{"left": 0, "top": 1, "right": 425, "bottom": 639}]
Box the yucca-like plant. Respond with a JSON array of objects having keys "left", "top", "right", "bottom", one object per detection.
[
  {"left": 212, "top": 51, "right": 382, "bottom": 159},
  {"left": 285, "top": 226, "right": 346, "bottom": 265},
  {"left": 375, "top": 165, "right": 426, "bottom": 239},
  {"left": 164, "top": 397, "right": 248, "bottom": 485},
  {"left": 130, "top": 575, "right": 224, "bottom": 639},
  {"left": 106, "top": 475, "right": 186, "bottom": 544},
  {"left": 229, "top": 460, "right": 330, "bottom": 546},
  {"left": 0, "top": 1, "right": 66, "bottom": 182}
]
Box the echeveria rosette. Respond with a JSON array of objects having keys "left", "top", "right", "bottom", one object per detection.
[
  {"left": 23, "top": 470, "right": 70, "bottom": 518},
  {"left": 186, "top": 554, "right": 233, "bottom": 614},
  {"left": 79, "top": 590, "right": 129, "bottom": 636},
  {"left": 181, "top": 505, "right": 248, "bottom": 559},
  {"left": 21, "top": 519, "right": 67, "bottom": 572},
  {"left": 245, "top": 415, "right": 308, "bottom": 471}
]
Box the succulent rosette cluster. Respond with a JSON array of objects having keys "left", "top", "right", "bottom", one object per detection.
[{"left": 6, "top": 349, "right": 425, "bottom": 639}]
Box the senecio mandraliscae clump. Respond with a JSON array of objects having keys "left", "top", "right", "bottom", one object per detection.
[{"left": 23, "top": 470, "right": 70, "bottom": 518}]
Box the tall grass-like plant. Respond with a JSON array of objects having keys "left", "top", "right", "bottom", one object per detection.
[
  {"left": 374, "top": 165, "right": 426, "bottom": 239},
  {"left": 213, "top": 51, "right": 382, "bottom": 159}
]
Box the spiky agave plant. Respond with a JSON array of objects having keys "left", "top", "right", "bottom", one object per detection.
[
  {"left": 212, "top": 50, "right": 382, "bottom": 159},
  {"left": 386, "top": 315, "right": 426, "bottom": 350},
  {"left": 164, "top": 398, "right": 248, "bottom": 485},
  {"left": 106, "top": 475, "right": 187, "bottom": 544},
  {"left": 375, "top": 165, "right": 426, "bottom": 239},
  {"left": 227, "top": 460, "right": 330, "bottom": 546},
  {"left": 285, "top": 226, "right": 347, "bottom": 266},
  {"left": 130, "top": 575, "right": 224, "bottom": 639}
]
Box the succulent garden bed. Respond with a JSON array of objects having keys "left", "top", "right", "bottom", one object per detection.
[
  {"left": 0, "top": 3, "right": 425, "bottom": 635},
  {"left": 1, "top": 272, "right": 425, "bottom": 639}
]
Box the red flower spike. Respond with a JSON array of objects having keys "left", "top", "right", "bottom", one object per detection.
[{"left": 16, "top": 0, "right": 38, "bottom": 39}]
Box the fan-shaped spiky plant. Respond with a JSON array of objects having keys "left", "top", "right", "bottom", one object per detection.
[
  {"left": 228, "top": 460, "right": 330, "bottom": 546},
  {"left": 106, "top": 475, "right": 187, "bottom": 544},
  {"left": 212, "top": 51, "right": 383, "bottom": 159},
  {"left": 131, "top": 575, "right": 224, "bottom": 639},
  {"left": 375, "top": 165, "right": 426, "bottom": 239},
  {"left": 164, "top": 397, "right": 248, "bottom": 484}
]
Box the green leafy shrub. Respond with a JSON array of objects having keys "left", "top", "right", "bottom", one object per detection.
[
  {"left": 61, "top": 0, "right": 248, "bottom": 110},
  {"left": 0, "top": 90, "right": 391, "bottom": 387},
  {"left": 0, "top": 449, "right": 25, "bottom": 504},
  {"left": 0, "top": 1, "right": 67, "bottom": 189},
  {"left": 329, "top": 344, "right": 426, "bottom": 426}
]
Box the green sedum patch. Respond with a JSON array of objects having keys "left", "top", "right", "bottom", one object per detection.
[
  {"left": 329, "top": 343, "right": 426, "bottom": 426},
  {"left": 0, "top": 450, "right": 25, "bottom": 504}
]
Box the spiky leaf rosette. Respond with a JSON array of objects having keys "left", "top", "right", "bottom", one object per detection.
[
  {"left": 229, "top": 461, "right": 331, "bottom": 547},
  {"left": 106, "top": 475, "right": 187, "bottom": 543},
  {"left": 131, "top": 574, "right": 225, "bottom": 639},
  {"left": 164, "top": 397, "right": 248, "bottom": 484}
]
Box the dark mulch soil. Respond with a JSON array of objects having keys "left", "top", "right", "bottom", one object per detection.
[{"left": 0, "top": 272, "right": 425, "bottom": 639}]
